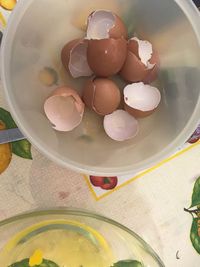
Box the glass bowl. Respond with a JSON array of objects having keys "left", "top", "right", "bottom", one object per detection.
[{"left": 0, "top": 209, "right": 165, "bottom": 267}]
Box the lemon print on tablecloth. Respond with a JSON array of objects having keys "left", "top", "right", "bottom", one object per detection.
[
  {"left": 0, "top": 121, "right": 12, "bottom": 174},
  {"left": 0, "top": 108, "right": 32, "bottom": 175},
  {"left": 0, "top": 0, "right": 17, "bottom": 11}
]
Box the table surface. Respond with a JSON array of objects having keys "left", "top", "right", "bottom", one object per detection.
[{"left": 0, "top": 1, "right": 200, "bottom": 267}]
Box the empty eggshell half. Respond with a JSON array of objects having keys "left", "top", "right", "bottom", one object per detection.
[
  {"left": 86, "top": 10, "right": 127, "bottom": 40},
  {"left": 83, "top": 78, "right": 121, "bottom": 116},
  {"left": 44, "top": 87, "right": 85, "bottom": 131},
  {"left": 61, "top": 39, "right": 93, "bottom": 78},
  {"left": 104, "top": 110, "right": 139, "bottom": 141},
  {"left": 120, "top": 37, "right": 159, "bottom": 83},
  {"left": 87, "top": 38, "right": 127, "bottom": 77},
  {"left": 124, "top": 82, "right": 161, "bottom": 118}
]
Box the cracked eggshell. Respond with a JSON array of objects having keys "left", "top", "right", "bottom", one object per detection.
[
  {"left": 61, "top": 39, "right": 93, "bottom": 78},
  {"left": 86, "top": 10, "right": 127, "bottom": 40},
  {"left": 124, "top": 82, "right": 161, "bottom": 118},
  {"left": 103, "top": 110, "right": 139, "bottom": 141},
  {"left": 143, "top": 50, "right": 160, "bottom": 84},
  {"left": 120, "top": 51, "right": 146, "bottom": 83},
  {"left": 83, "top": 78, "right": 121, "bottom": 116},
  {"left": 71, "top": 1, "right": 121, "bottom": 31},
  {"left": 130, "top": 37, "right": 153, "bottom": 67},
  {"left": 120, "top": 37, "right": 159, "bottom": 83},
  {"left": 44, "top": 87, "right": 85, "bottom": 132},
  {"left": 87, "top": 38, "right": 127, "bottom": 77}
]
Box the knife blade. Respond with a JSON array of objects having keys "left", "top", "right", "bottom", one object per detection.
[{"left": 0, "top": 128, "right": 25, "bottom": 144}]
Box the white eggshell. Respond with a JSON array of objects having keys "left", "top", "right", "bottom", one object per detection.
[
  {"left": 69, "top": 41, "right": 93, "bottom": 78},
  {"left": 124, "top": 82, "right": 161, "bottom": 112},
  {"left": 104, "top": 110, "right": 139, "bottom": 141},
  {"left": 86, "top": 10, "right": 115, "bottom": 40},
  {"left": 131, "top": 37, "right": 154, "bottom": 69},
  {"left": 44, "top": 87, "right": 85, "bottom": 132}
]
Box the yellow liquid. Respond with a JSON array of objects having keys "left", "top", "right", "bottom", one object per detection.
[{"left": 0, "top": 220, "right": 114, "bottom": 267}]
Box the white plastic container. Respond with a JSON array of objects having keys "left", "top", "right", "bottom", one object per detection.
[{"left": 1, "top": 0, "right": 200, "bottom": 175}]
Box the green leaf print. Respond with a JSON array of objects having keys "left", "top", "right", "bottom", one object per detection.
[
  {"left": 190, "top": 218, "right": 200, "bottom": 254},
  {"left": 8, "top": 258, "right": 29, "bottom": 267},
  {"left": 112, "top": 260, "right": 143, "bottom": 267},
  {"left": 0, "top": 108, "right": 17, "bottom": 129},
  {"left": 191, "top": 177, "right": 200, "bottom": 208},
  {"left": 9, "top": 258, "right": 60, "bottom": 267},
  {"left": 12, "top": 140, "right": 32, "bottom": 159},
  {"left": 0, "top": 108, "right": 32, "bottom": 159}
]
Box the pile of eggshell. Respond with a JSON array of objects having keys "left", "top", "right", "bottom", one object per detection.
[{"left": 44, "top": 10, "right": 161, "bottom": 142}]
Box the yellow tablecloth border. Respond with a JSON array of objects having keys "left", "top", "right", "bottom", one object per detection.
[{"left": 84, "top": 141, "right": 200, "bottom": 200}]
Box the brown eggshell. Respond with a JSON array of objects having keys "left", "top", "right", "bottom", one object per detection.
[
  {"left": 127, "top": 39, "right": 139, "bottom": 58},
  {"left": 61, "top": 39, "right": 92, "bottom": 78},
  {"left": 109, "top": 14, "right": 128, "bottom": 39},
  {"left": 86, "top": 10, "right": 127, "bottom": 40},
  {"left": 87, "top": 38, "right": 127, "bottom": 77},
  {"left": 61, "top": 39, "right": 80, "bottom": 72},
  {"left": 44, "top": 86, "right": 85, "bottom": 132},
  {"left": 120, "top": 51, "right": 147, "bottom": 82},
  {"left": 143, "top": 51, "right": 160, "bottom": 84},
  {"left": 82, "top": 80, "right": 94, "bottom": 110},
  {"left": 51, "top": 86, "right": 85, "bottom": 114},
  {"left": 124, "top": 103, "right": 156, "bottom": 118},
  {"left": 123, "top": 82, "right": 161, "bottom": 118},
  {"left": 71, "top": 2, "right": 121, "bottom": 32},
  {"left": 120, "top": 39, "right": 159, "bottom": 83},
  {"left": 83, "top": 78, "right": 121, "bottom": 116}
]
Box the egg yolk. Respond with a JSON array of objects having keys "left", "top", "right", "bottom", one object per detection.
[
  {"left": 29, "top": 249, "right": 43, "bottom": 266},
  {"left": 0, "top": 0, "right": 17, "bottom": 11}
]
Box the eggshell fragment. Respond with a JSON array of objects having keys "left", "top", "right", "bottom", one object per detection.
[
  {"left": 71, "top": 1, "right": 120, "bottom": 31},
  {"left": 143, "top": 51, "right": 160, "bottom": 84},
  {"left": 86, "top": 10, "right": 127, "bottom": 40},
  {"left": 120, "top": 37, "right": 159, "bottom": 83},
  {"left": 124, "top": 82, "right": 161, "bottom": 118},
  {"left": 104, "top": 110, "right": 139, "bottom": 141},
  {"left": 83, "top": 78, "right": 121, "bottom": 116},
  {"left": 44, "top": 87, "right": 85, "bottom": 132},
  {"left": 87, "top": 38, "right": 127, "bottom": 77},
  {"left": 61, "top": 39, "right": 93, "bottom": 78},
  {"left": 131, "top": 37, "right": 154, "bottom": 68}
]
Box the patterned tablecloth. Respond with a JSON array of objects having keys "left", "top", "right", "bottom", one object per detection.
[{"left": 0, "top": 1, "right": 200, "bottom": 267}]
